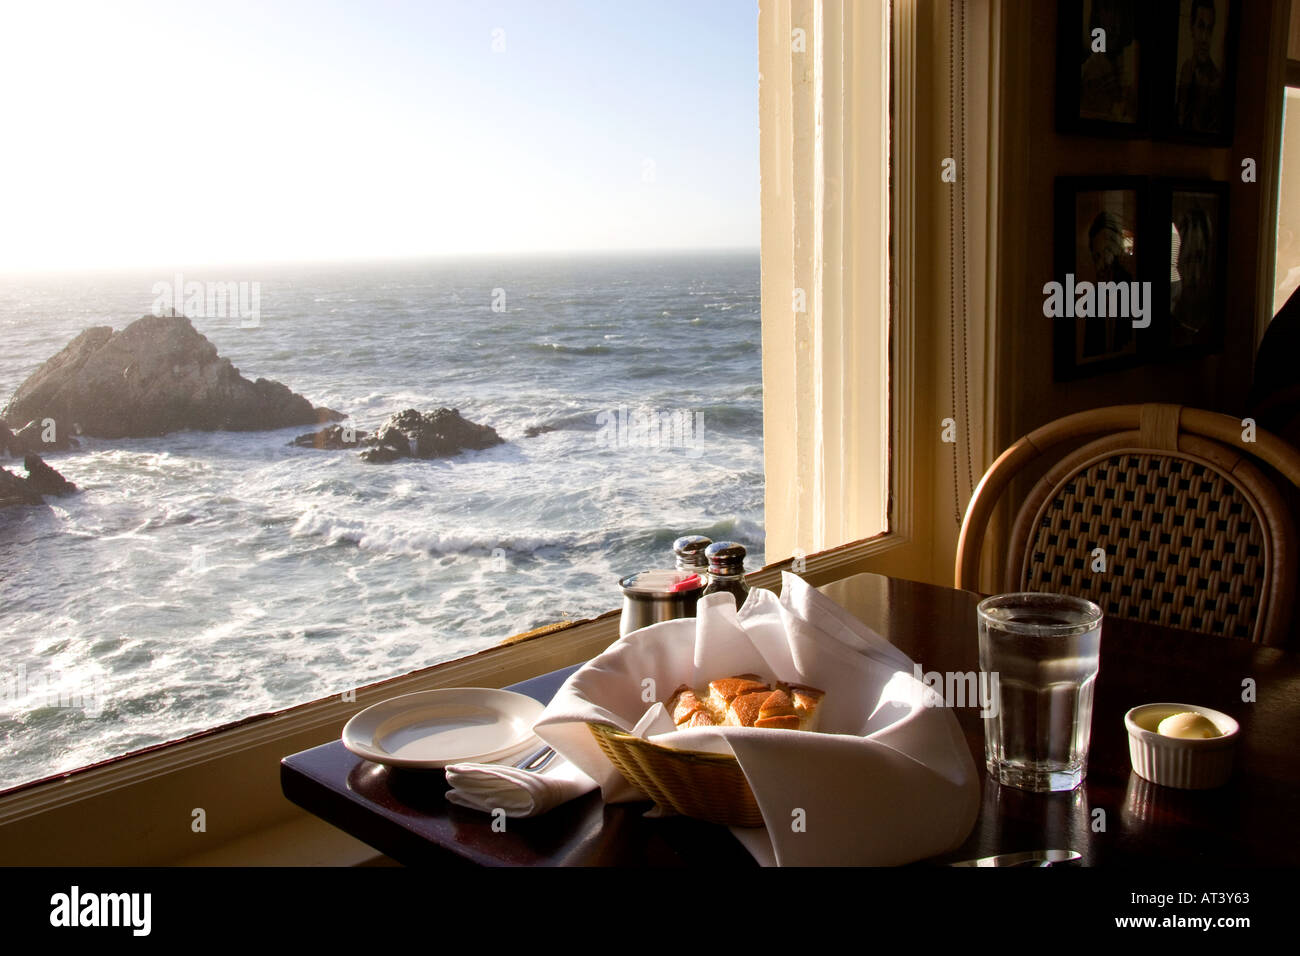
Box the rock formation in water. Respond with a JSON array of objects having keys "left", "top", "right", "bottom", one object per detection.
[
  {"left": 290, "top": 424, "right": 369, "bottom": 449},
  {"left": 0, "top": 454, "right": 77, "bottom": 508},
  {"left": 0, "top": 467, "right": 43, "bottom": 508},
  {"left": 358, "top": 408, "right": 504, "bottom": 463},
  {"left": 2, "top": 315, "right": 343, "bottom": 439},
  {"left": 22, "top": 454, "right": 77, "bottom": 496},
  {"left": 0, "top": 422, "right": 16, "bottom": 457}
]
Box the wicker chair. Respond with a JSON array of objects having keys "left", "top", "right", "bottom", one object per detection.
[{"left": 955, "top": 404, "right": 1300, "bottom": 646}]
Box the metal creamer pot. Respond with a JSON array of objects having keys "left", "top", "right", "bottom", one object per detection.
[{"left": 618, "top": 569, "right": 706, "bottom": 637}]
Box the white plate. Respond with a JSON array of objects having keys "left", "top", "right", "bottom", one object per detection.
[{"left": 341, "top": 688, "right": 545, "bottom": 769}]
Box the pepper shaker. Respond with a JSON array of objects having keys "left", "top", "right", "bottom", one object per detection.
[{"left": 702, "top": 540, "right": 751, "bottom": 609}]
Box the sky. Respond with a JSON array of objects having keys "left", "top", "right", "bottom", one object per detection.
[{"left": 0, "top": 0, "right": 759, "bottom": 271}]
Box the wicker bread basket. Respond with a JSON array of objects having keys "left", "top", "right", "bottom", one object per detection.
[{"left": 588, "top": 722, "right": 765, "bottom": 827}]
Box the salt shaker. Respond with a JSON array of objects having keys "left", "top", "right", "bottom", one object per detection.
[
  {"left": 702, "top": 540, "right": 751, "bottom": 609},
  {"left": 673, "top": 535, "right": 712, "bottom": 572}
]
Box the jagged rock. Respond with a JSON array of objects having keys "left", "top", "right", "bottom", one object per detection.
[
  {"left": 359, "top": 442, "right": 406, "bottom": 463},
  {"left": 0, "top": 454, "right": 77, "bottom": 508},
  {"left": 359, "top": 408, "right": 504, "bottom": 463},
  {"left": 524, "top": 423, "right": 559, "bottom": 438},
  {"left": 22, "top": 454, "right": 76, "bottom": 496},
  {"left": 0, "top": 467, "right": 44, "bottom": 508},
  {"left": 2, "top": 315, "right": 343, "bottom": 439},
  {"left": 291, "top": 424, "right": 368, "bottom": 449}
]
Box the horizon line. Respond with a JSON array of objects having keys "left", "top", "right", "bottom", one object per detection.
[{"left": 0, "top": 246, "right": 763, "bottom": 279}]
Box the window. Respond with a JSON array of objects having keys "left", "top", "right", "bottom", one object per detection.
[
  {"left": 1275, "top": 89, "right": 1300, "bottom": 313},
  {"left": 1267, "top": 1, "right": 1300, "bottom": 317},
  {"left": 0, "top": 0, "right": 906, "bottom": 864},
  {"left": 0, "top": 2, "right": 760, "bottom": 795}
]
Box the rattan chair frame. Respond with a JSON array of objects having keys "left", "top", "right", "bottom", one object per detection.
[{"left": 955, "top": 404, "right": 1300, "bottom": 646}]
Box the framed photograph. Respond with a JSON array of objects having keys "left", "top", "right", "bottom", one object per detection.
[
  {"left": 1052, "top": 177, "right": 1152, "bottom": 381},
  {"left": 1056, "top": 0, "right": 1148, "bottom": 136},
  {"left": 1151, "top": 0, "right": 1239, "bottom": 145},
  {"left": 1152, "top": 179, "right": 1229, "bottom": 357}
]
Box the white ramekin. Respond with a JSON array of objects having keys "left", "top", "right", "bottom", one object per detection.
[{"left": 1124, "top": 702, "right": 1240, "bottom": 790}]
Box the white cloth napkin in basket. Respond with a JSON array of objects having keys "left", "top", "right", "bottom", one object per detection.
[{"left": 531, "top": 572, "right": 981, "bottom": 866}]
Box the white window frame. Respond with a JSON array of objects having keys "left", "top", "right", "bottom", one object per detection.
[
  {"left": 1260, "top": 0, "right": 1295, "bottom": 336},
  {"left": 759, "top": 0, "right": 891, "bottom": 563},
  {"left": 761, "top": 0, "right": 999, "bottom": 590}
]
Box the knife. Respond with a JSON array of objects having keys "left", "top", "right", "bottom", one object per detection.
[{"left": 948, "top": 849, "right": 1081, "bottom": 867}]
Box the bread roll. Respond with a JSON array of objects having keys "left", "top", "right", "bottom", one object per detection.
[
  {"left": 668, "top": 685, "right": 706, "bottom": 724},
  {"left": 665, "top": 676, "right": 824, "bottom": 732},
  {"left": 784, "top": 683, "right": 825, "bottom": 732}
]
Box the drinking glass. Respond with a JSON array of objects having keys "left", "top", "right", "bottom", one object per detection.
[{"left": 977, "top": 592, "right": 1103, "bottom": 792}]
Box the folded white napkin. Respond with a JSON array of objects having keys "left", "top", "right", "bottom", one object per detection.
[
  {"left": 444, "top": 750, "right": 599, "bottom": 817},
  {"left": 533, "top": 571, "right": 981, "bottom": 866}
]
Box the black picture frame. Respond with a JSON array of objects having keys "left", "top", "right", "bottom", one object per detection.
[
  {"left": 1150, "top": 179, "right": 1230, "bottom": 359},
  {"left": 1052, "top": 176, "right": 1154, "bottom": 381},
  {"left": 1149, "top": 0, "right": 1239, "bottom": 146},
  {"left": 1055, "top": 0, "right": 1149, "bottom": 137}
]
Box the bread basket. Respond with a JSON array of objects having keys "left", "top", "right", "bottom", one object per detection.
[{"left": 587, "top": 722, "right": 764, "bottom": 827}]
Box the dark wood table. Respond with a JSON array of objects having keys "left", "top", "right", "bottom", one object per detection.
[{"left": 281, "top": 572, "right": 1300, "bottom": 866}]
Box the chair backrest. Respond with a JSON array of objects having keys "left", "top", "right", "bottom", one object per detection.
[{"left": 956, "top": 404, "right": 1300, "bottom": 646}]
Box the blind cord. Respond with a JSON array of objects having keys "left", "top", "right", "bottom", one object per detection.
[{"left": 949, "top": 0, "right": 974, "bottom": 528}]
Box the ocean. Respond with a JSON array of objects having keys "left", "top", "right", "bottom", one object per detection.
[{"left": 0, "top": 251, "right": 764, "bottom": 792}]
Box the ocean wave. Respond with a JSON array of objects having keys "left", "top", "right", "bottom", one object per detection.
[
  {"left": 627, "top": 517, "right": 766, "bottom": 559},
  {"left": 289, "top": 508, "right": 576, "bottom": 558},
  {"left": 527, "top": 342, "right": 611, "bottom": 357},
  {"left": 691, "top": 402, "right": 762, "bottom": 431},
  {"left": 298, "top": 476, "right": 365, "bottom": 498},
  {"left": 136, "top": 509, "right": 202, "bottom": 530},
  {"left": 515, "top": 410, "right": 605, "bottom": 435}
]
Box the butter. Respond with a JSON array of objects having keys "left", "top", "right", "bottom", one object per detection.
[{"left": 1157, "top": 711, "right": 1221, "bottom": 739}]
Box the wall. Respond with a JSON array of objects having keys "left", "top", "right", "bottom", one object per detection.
[
  {"left": 799, "top": 0, "right": 1289, "bottom": 591},
  {"left": 954, "top": 0, "right": 1290, "bottom": 590},
  {"left": 1000, "top": 0, "right": 1285, "bottom": 443}
]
